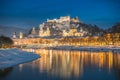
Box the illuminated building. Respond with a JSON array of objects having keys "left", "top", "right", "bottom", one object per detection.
[
  {"left": 47, "top": 16, "right": 71, "bottom": 23},
  {"left": 47, "top": 16, "right": 80, "bottom": 23},
  {"left": 19, "top": 32, "right": 23, "bottom": 39},
  {"left": 12, "top": 32, "right": 17, "bottom": 38},
  {"left": 62, "top": 26, "right": 86, "bottom": 37},
  {"left": 21, "top": 49, "right": 120, "bottom": 78},
  {"left": 31, "top": 27, "right": 36, "bottom": 35},
  {"left": 39, "top": 24, "right": 50, "bottom": 37}
]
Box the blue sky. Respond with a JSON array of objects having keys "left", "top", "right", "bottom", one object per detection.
[{"left": 0, "top": 0, "right": 120, "bottom": 29}]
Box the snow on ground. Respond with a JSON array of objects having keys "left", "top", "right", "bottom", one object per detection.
[{"left": 0, "top": 48, "right": 40, "bottom": 69}]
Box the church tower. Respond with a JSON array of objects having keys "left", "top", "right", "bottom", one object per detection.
[
  {"left": 19, "top": 32, "right": 23, "bottom": 39},
  {"left": 46, "top": 27, "right": 50, "bottom": 36},
  {"left": 12, "top": 32, "right": 17, "bottom": 38},
  {"left": 31, "top": 27, "right": 36, "bottom": 35},
  {"left": 39, "top": 24, "right": 44, "bottom": 37}
]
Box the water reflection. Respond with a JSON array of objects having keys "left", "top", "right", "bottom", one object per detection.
[
  {"left": 0, "top": 67, "right": 13, "bottom": 78},
  {"left": 21, "top": 49, "right": 120, "bottom": 79}
]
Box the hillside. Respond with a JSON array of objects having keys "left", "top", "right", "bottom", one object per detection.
[
  {"left": 0, "top": 26, "right": 27, "bottom": 37},
  {"left": 107, "top": 22, "right": 120, "bottom": 33},
  {"left": 28, "top": 16, "right": 104, "bottom": 37}
]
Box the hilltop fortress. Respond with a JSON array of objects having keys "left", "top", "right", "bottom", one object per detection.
[
  {"left": 34, "top": 16, "right": 87, "bottom": 37},
  {"left": 47, "top": 16, "right": 79, "bottom": 23},
  {"left": 13, "top": 16, "right": 88, "bottom": 39}
]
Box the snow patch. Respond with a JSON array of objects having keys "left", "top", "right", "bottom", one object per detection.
[{"left": 0, "top": 48, "right": 40, "bottom": 69}]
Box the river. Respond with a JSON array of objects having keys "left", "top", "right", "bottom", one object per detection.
[{"left": 0, "top": 49, "right": 120, "bottom": 80}]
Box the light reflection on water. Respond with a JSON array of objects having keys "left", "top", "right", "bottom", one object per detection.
[
  {"left": 1, "top": 49, "right": 120, "bottom": 80},
  {"left": 22, "top": 49, "right": 120, "bottom": 79}
]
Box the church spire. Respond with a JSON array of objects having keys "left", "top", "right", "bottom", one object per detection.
[
  {"left": 31, "top": 27, "right": 36, "bottom": 35},
  {"left": 19, "top": 32, "right": 23, "bottom": 39}
]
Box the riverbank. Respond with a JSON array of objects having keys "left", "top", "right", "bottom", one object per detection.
[
  {"left": 52, "top": 46, "right": 120, "bottom": 52},
  {"left": 0, "top": 48, "right": 40, "bottom": 69},
  {"left": 23, "top": 44, "right": 120, "bottom": 52}
]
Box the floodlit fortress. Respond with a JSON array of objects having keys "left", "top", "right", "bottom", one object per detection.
[
  {"left": 13, "top": 16, "right": 87, "bottom": 38},
  {"left": 47, "top": 16, "right": 79, "bottom": 23},
  {"left": 39, "top": 16, "right": 87, "bottom": 37},
  {"left": 12, "top": 16, "right": 120, "bottom": 47}
]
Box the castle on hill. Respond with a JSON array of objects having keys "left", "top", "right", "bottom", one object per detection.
[
  {"left": 47, "top": 16, "right": 80, "bottom": 23},
  {"left": 12, "top": 16, "right": 88, "bottom": 39}
]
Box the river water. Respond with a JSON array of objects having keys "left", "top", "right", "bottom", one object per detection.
[{"left": 0, "top": 49, "right": 120, "bottom": 80}]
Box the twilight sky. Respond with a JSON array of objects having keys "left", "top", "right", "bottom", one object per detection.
[{"left": 0, "top": 0, "right": 120, "bottom": 29}]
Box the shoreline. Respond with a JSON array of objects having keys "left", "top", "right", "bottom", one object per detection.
[
  {"left": 52, "top": 46, "right": 120, "bottom": 52},
  {"left": 23, "top": 45, "right": 120, "bottom": 52},
  {"left": 0, "top": 48, "right": 40, "bottom": 69}
]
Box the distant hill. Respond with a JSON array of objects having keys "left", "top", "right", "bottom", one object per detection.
[
  {"left": 0, "top": 26, "right": 27, "bottom": 37},
  {"left": 107, "top": 22, "right": 120, "bottom": 33}
]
